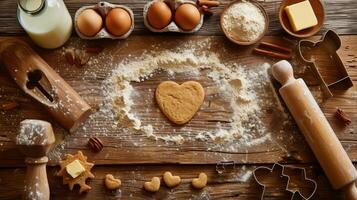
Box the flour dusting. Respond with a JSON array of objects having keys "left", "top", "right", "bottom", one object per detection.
[{"left": 99, "top": 40, "right": 283, "bottom": 149}]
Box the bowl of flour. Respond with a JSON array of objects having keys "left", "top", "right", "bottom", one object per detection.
[{"left": 220, "top": 0, "right": 269, "bottom": 45}]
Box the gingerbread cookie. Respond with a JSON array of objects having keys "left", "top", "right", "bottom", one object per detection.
[
  {"left": 155, "top": 81, "right": 205, "bottom": 125},
  {"left": 57, "top": 151, "right": 95, "bottom": 193}
]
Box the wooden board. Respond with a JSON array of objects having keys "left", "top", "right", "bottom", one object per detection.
[
  {"left": 0, "top": 0, "right": 356, "bottom": 36},
  {"left": 0, "top": 35, "right": 356, "bottom": 168}
]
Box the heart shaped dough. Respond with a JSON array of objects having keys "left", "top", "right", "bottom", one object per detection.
[
  {"left": 163, "top": 171, "right": 181, "bottom": 188},
  {"left": 192, "top": 172, "right": 207, "bottom": 189},
  {"left": 144, "top": 177, "right": 161, "bottom": 192},
  {"left": 155, "top": 81, "right": 205, "bottom": 125},
  {"left": 104, "top": 174, "right": 121, "bottom": 190}
]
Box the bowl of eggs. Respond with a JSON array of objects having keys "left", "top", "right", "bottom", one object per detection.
[
  {"left": 143, "top": 0, "right": 204, "bottom": 33},
  {"left": 74, "top": 1, "right": 134, "bottom": 39}
]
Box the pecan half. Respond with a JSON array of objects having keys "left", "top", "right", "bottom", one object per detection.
[
  {"left": 88, "top": 137, "right": 104, "bottom": 152},
  {"left": 74, "top": 50, "right": 90, "bottom": 67},
  {"left": 65, "top": 48, "right": 76, "bottom": 65}
]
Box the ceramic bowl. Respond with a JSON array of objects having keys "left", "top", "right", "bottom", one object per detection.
[
  {"left": 279, "top": 0, "right": 325, "bottom": 38},
  {"left": 220, "top": 0, "right": 269, "bottom": 45}
]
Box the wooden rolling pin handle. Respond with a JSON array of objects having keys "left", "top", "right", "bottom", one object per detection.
[
  {"left": 271, "top": 60, "right": 295, "bottom": 85},
  {"left": 24, "top": 157, "right": 50, "bottom": 200},
  {"left": 344, "top": 182, "right": 357, "bottom": 200}
]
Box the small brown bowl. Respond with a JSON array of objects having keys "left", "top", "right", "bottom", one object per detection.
[
  {"left": 220, "top": 0, "right": 269, "bottom": 45},
  {"left": 279, "top": 0, "right": 325, "bottom": 38}
]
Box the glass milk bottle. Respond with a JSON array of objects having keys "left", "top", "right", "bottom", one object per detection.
[{"left": 17, "top": 0, "right": 73, "bottom": 49}]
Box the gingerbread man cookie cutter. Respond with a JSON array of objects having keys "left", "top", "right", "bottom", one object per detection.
[
  {"left": 298, "top": 29, "right": 353, "bottom": 98},
  {"left": 253, "top": 163, "right": 317, "bottom": 200}
]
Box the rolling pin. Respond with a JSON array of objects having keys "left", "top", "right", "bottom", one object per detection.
[
  {"left": 16, "top": 119, "right": 55, "bottom": 200},
  {"left": 272, "top": 60, "right": 357, "bottom": 199},
  {"left": 0, "top": 38, "right": 91, "bottom": 133}
]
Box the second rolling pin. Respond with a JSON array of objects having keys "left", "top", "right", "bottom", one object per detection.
[{"left": 272, "top": 60, "right": 357, "bottom": 199}]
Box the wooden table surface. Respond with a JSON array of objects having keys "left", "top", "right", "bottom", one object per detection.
[{"left": 1, "top": 0, "right": 357, "bottom": 199}]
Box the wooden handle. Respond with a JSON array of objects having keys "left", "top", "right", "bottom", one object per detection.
[
  {"left": 272, "top": 60, "right": 357, "bottom": 190},
  {"left": 23, "top": 157, "right": 50, "bottom": 200},
  {"left": 0, "top": 38, "right": 91, "bottom": 133},
  {"left": 344, "top": 182, "right": 357, "bottom": 200},
  {"left": 271, "top": 60, "right": 295, "bottom": 85}
]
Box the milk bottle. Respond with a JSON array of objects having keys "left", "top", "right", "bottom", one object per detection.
[{"left": 17, "top": 0, "right": 72, "bottom": 49}]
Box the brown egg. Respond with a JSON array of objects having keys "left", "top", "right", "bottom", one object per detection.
[
  {"left": 76, "top": 9, "right": 103, "bottom": 37},
  {"left": 174, "top": 4, "right": 200, "bottom": 31},
  {"left": 105, "top": 8, "right": 132, "bottom": 36},
  {"left": 147, "top": 2, "right": 172, "bottom": 29}
]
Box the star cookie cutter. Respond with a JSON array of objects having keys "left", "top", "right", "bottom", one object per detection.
[
  {"left": 253, "top": 163, "right": 317, "bottom": 200},
  {"left": 298, "top": 29, "right": 353, "bottom": 98}
]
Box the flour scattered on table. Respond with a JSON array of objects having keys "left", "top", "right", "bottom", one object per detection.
[{"left": 99, "top": 40, "right": 285, "bottom": 150}]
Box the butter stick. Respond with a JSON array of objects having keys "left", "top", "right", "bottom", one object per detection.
[
  {"left": 66, "top": 160, "right": 85, "bottom": 178},
  {"left": 285, "top": 0, "right": 318, "bottom": 32}
]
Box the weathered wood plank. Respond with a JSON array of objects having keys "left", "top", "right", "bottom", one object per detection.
[
  {"left": 0, "top": 35, "right": 356, "bottom": 167},
  {"left": 0, "top": 0, "right": 356, "bottom": 35},
  {"left": 0, "top": 164, "right": 342, "bottom": 200}
]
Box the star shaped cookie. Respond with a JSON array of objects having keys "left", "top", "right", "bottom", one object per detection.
[{"left": 57, "top": 151, "right": 95, "bottom": 193}]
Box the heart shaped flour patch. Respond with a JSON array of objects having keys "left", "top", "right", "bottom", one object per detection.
[{"left": 155, "top": 81, "right": 205, "bottom": 125}]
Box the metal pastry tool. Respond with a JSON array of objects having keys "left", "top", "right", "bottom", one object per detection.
[
  {"left": 253, "top": 163, "right": 317, "bottom": 200},
  {"left": 0, "top": 38, "right": 91, "bottom": 133},
  {"left": 16, "top": 119, "right": 55, "bottom": 200},
  {"left": 272, "top": 60, "right": 357, "bottom": 200},
  {"left": 298, "top": 30, "right": 353, "bottom": 98}
]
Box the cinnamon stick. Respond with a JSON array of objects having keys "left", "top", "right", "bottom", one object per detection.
[
  {"left": 198, "top": 0, "right": 220, "bottom": 7},
  {"left": 253, "top": 48, "right": 292, "bottom": 60},
  {"left": 335, "top": 108, "right": 351, "bottom": 126},
  {"left": 1, "top": 101, "right": 19, "bottom": 111},
  {"left": 260, "top": 42, "right": 292, "bottom": 53}
]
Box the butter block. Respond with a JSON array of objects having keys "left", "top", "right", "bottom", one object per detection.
[
  {"left": 66, "top": 160, "right": 85, "bottom": 178},
  {"left": 284, "top": 0, "right": 318, "bottom": 32}
]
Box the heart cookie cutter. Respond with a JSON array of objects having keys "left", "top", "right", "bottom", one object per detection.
[
  {"left": 253, "top": 163, "right": 317, "bottom": 200},
  {"left": 298, "top": 30, "right": 353, "bottom": 98}
]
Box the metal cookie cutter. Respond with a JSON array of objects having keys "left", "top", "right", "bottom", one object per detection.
[
  {"left": 253, "top": 163, "right": 317, "bottom": 200},
  {"left": 298, "top": 29, "right": 353, "bottom": 98}
]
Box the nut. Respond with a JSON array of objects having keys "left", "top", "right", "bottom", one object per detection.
[
  {"left": 1, "top": 101, "right": 19, "bottom": 111},
  {"left": 74, "top": 49, "right": 90, "bottom": 67},
  {"left": 192, "top": 172, "right": 207, "bottom": 189},
  {"left": 87, "top": 137, "right": 104, "bottom": 152},
  {"left": 65, "top": 48, "right": 76, "bottom": 65},
  {"left": 104, "top": 174, "right": 121, "bottom": 190},
  {"left": 163, "top": 171, "right": 181, "bottom": 188},
  {"left": 144, "top": 177, "right": 160, "bottom": 192}
]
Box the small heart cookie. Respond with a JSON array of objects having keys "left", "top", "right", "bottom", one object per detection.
[
  {"left": 155, "top": 81, "right": 205, "bottom": 125},
  {"left": 192, "top": 173, "right": 207, "bottom": 189},
  {"left": 144, "top": 177, "right": 161, "bottom": 192},
  {"left": 163, "top": 171, "right": 181, "bottom": 188},
  {"left": 104, "top": 174, "right": 121, "bottom": 190}
]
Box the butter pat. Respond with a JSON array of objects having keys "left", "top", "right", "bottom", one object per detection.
[
  {"left": 284, "top": 0, "right": 318, "bottom": 32},
  {"left": 66, "top": 160, "right": 85, "bottom": 178}
]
